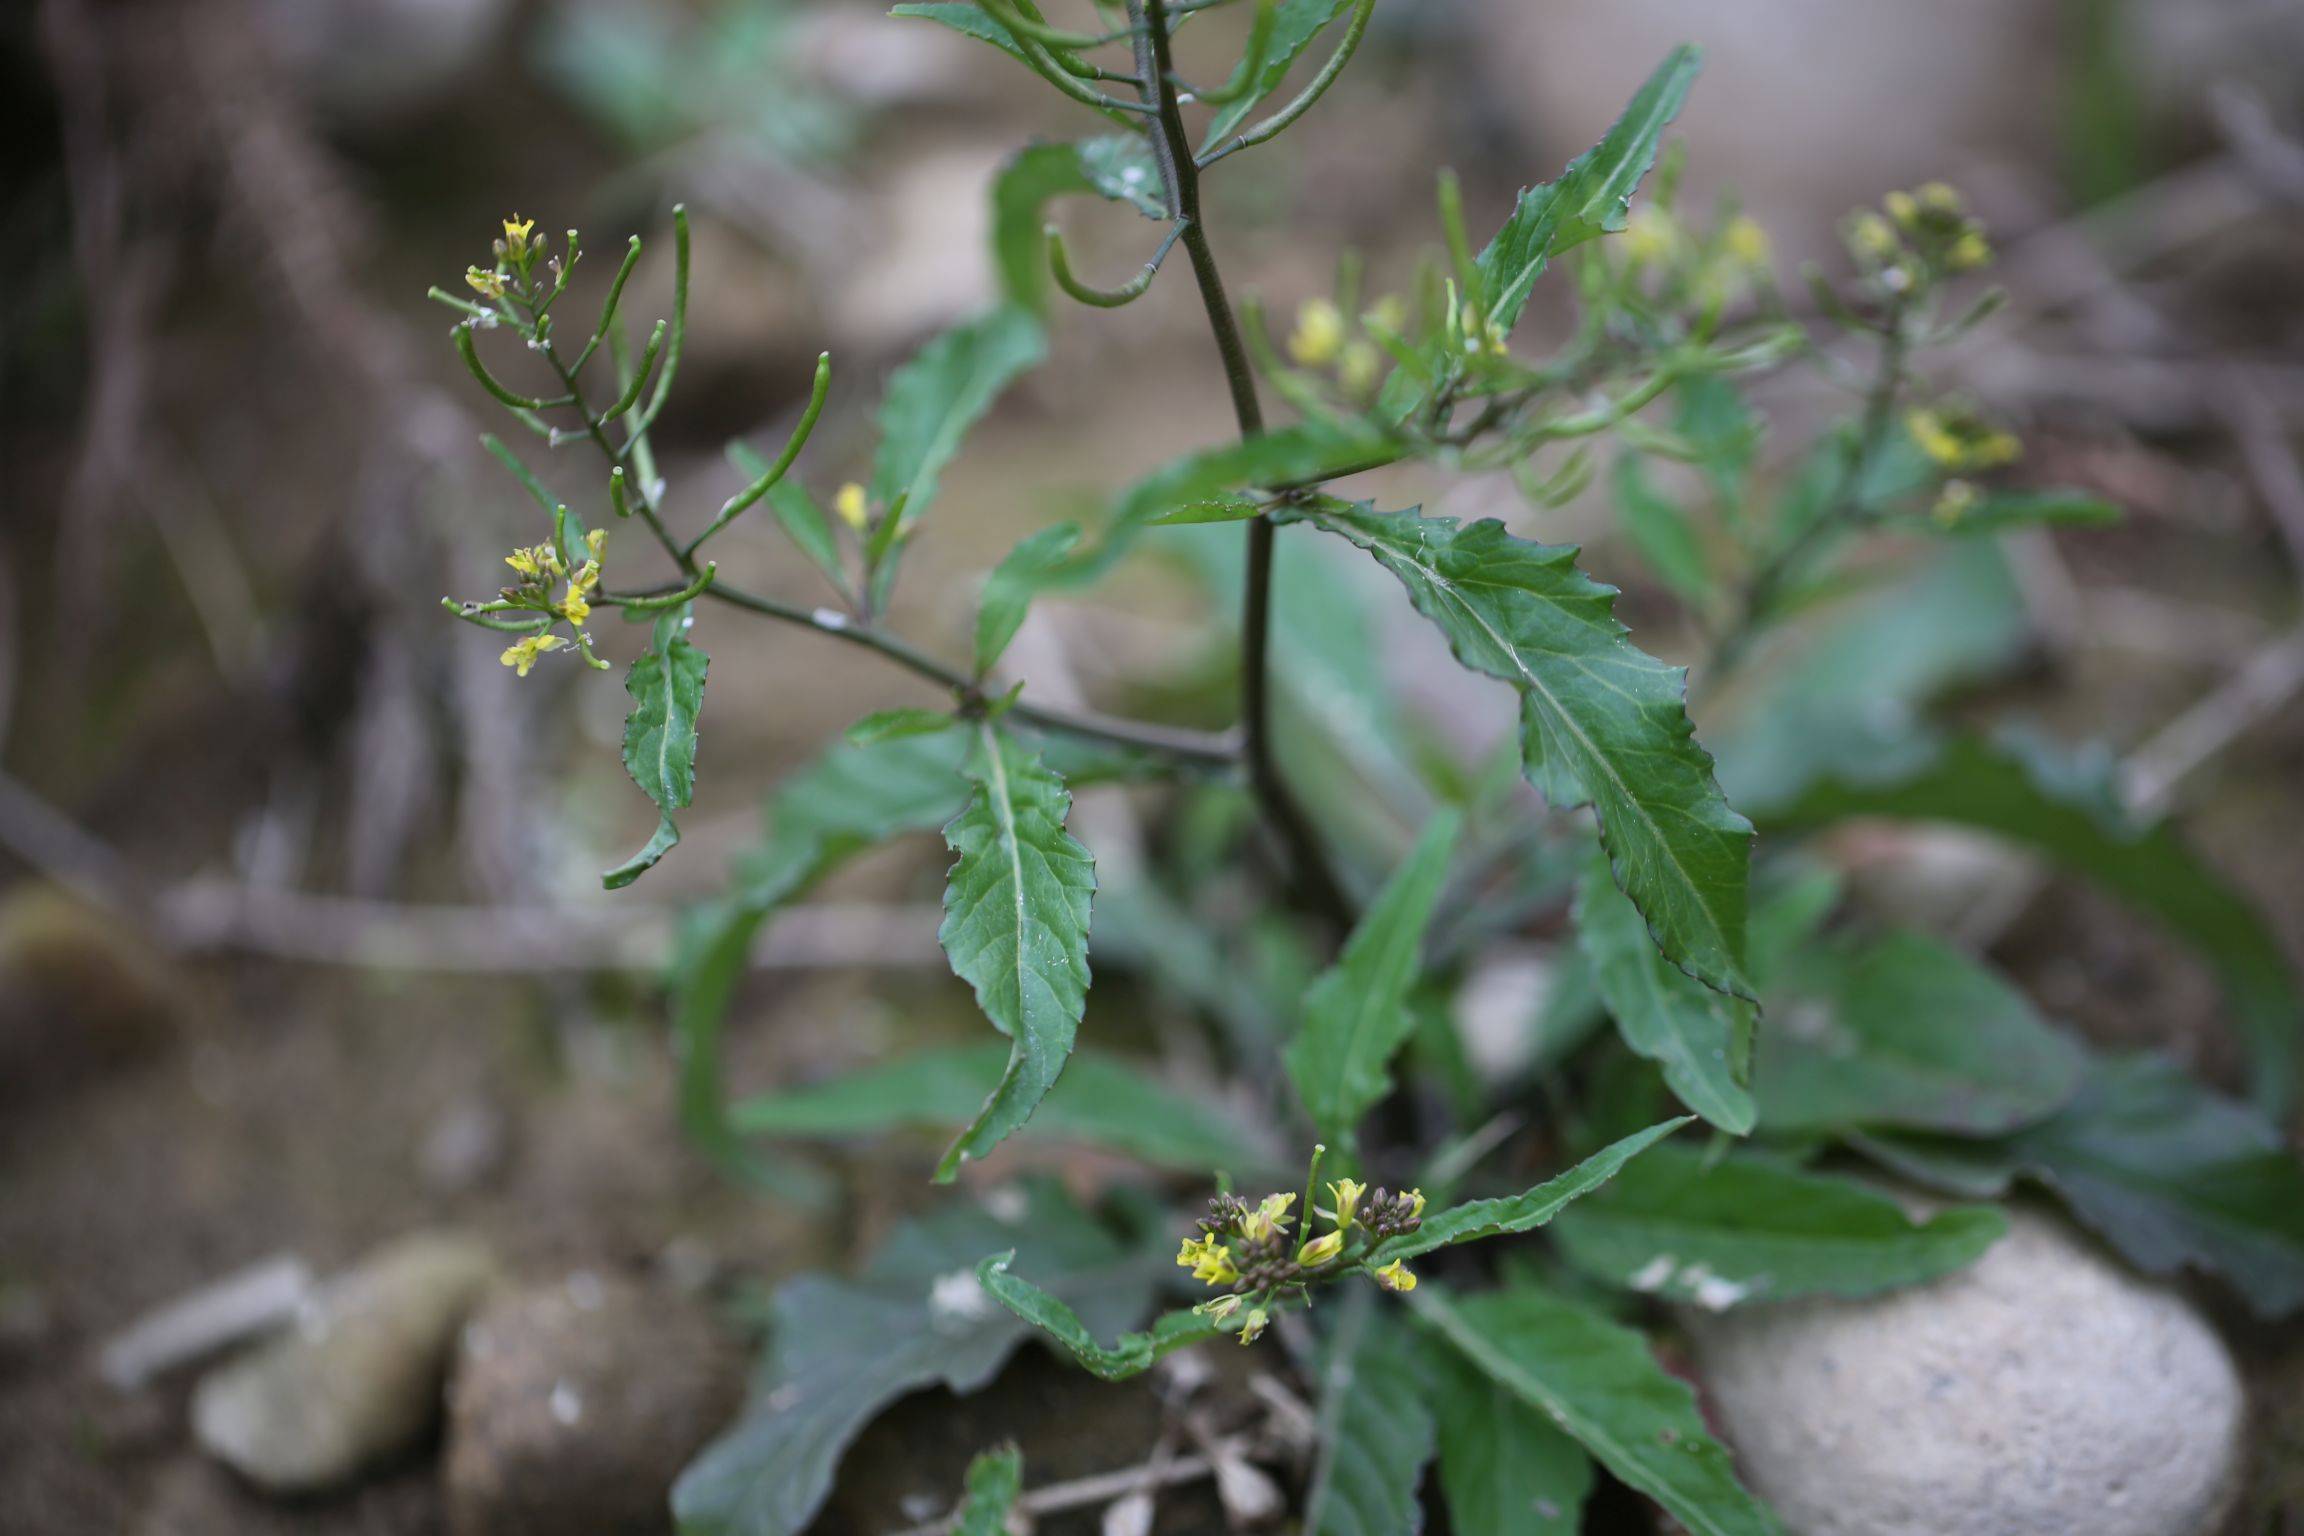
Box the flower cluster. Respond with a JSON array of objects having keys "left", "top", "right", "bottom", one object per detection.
[
  {"left": 1843, "top": 182, "right": 1992, "bottom": 296},
  {"left": 1906, "top": 397, "right": 2022, "bottom": 524},
  {"left": 1286, "top": 295, "right": 1393, "bottom": 397},
  {"left": 1176, "top": 1164, "right": 1427, "bottom": 1346},
  {"left": 486, "top": 527, "right": 608, "bottom": 676}
]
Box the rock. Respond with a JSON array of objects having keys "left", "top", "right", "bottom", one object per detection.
[
  {"left": 192, "top": 1233, "right": 500, "bottom": 1494},
  {"left": 0, "top": 882, "right": 181, "bottom": 1107},
  {"left": 100, "top": 1255, "right": 315, "bottom": 1391},
  {"left": 1687, "top": 1207, "right": 2245, "bottom": 1536},
  {"left": 443, "top": 1274, "right": 740, "bottom": 1535}
]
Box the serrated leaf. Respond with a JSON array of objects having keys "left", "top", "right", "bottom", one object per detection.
[
  {"left": 1203, "top": 0, "right": 1355, "bottom": 146},
  {"left": 1755, "top": 930, "right": 2084, "bottom": 1137},
  {"left": 870, "top": 304, "right": 1046, "bottom": 536},
  {"left": 1753, "top": 725, "right": 2302, "bottom": 1118},
  {"left": 975, "top": 522, "right": 1080, "bottom": 676},
  {"left": 606, "top": 609, "right": 708, "bottom": 889},
  {"left": 954, "top": 1445, "right": 1023, "bottom": 1536},
  {"left": 988, "top": 136, "right": 1166, "bottom": 314},
  {"left": 1383, "top": 1117, "right": 1690, "bottom": 1264},
  {"left": 977, "top": 1253, "right": 1222, "bottom": 1381},
  {"left": 936, "top": 722, "right": 1096, "bottom": 1180},
  {"left": 1305, "top": 1290, "right": 1437, "bottom": 1536},
  {"left": 1285, "top": 812, "right": 1460, "bottom": 1148},
  {"left": 729, "top": 1042, "right": 1284, "bottom": 1177},
  {"left": 1476, "top": 45, "right": 1702, "bottom": 335},
  {"left": 1858, "top": 1055, "right": 2304, "bottom": 1318},
  {"left": 1415, "top": 1282, "right": 1783, "bottom": 1536},
  {"left": 1551, "top": 1143, "right": 2006, "bottom": 1307},
  {"left": 673, "top": 1182, "right": 1148, "bottom": 1536},
  {"left": 1424, "top": 1342, "right": 1591, "bottom": 1536},
  {"left": 1291, "top": 502, "right": 1753, "bottom": 999},
  {"left": 1574, "top": 846, "right": 1755, "bottom": 1134},
  {"left": 670, "top": 731, "right": 974, "bottom": 1176}
]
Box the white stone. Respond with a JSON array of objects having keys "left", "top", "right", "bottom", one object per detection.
[{"left": 1687, "top": 1208, "right": 2244, "bottom": 1536}]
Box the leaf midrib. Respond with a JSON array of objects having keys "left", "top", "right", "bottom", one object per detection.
[{"left": 1356, "top": 516, "right": 1742, "bottom": 992}]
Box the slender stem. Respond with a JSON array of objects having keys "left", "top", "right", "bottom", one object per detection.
[
  {"left": 1140, "top": 0, "right": 1351, "bottom": 926},
  {"left": 1704, "top": 302, "right": 1911, "bottom": 694},
  {"left": 693, "top": 581, "right": 1239, "bottom": 765}
]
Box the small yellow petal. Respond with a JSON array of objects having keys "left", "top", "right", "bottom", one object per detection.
[
  {"left": 834, "top": 482, "right": 870, "bottom": 533},
  {"left": 1288, "top": 298, "right": 1345, "bottom": 368},
  {"left": 1374, "top": 1260, "right": 1418, "bottom": 1294},
  {"left": 1298, "top": 1231, "right": 1345, "bottom": 1268}
]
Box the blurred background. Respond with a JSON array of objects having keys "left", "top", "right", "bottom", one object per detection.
[{"left": 4, "top": 0, "right": 2304, "bottom": 1530}]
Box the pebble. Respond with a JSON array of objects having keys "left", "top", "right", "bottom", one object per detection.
[
  {"left": 191, "top": 1233, "right": 500, "bottom": 1495},
  {"left": 442, "top": 1274, "right": 739, "bottom": 1535},
  {"left": 1687, "top": 1207, "right": 2245, "bottom": 1536}
]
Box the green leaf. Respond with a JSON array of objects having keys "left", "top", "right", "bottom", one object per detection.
[
  {"left": 975, "top": 522, "right": 1080, "bottom": 676},
  {"left": 1425, "top": 1341, "right": 1592, "bottom": 1536},
  {"left": 1203, "top": 0, "right": 1355, "bottom": 145},
  {"left": 1384, "top": 1116, "right": 1690, "bottom": 1264},
  {"left": 669, "top": 731, "right": 974, "bottom": 1178},
  {"left": 1285, "top": 812, "right": 1461, "bottom": 1148},
  {"left": 1416, "top": 1282, "right": 1783, "bottom": 1536},
  {"left": 1092, "top": 422, "right": 1400, "bottom": 572},
  {"left": 1754, "top": 726, "right": 2302, "bottom": 1118},
  {"left": 988, "top": 136, "right": 1166, "bottom": 314},
  {"left": 1859, "top": 1055, "right": 2304, "bottom": 1318},
  {"left": 870, "top": 304, "right": 1046, "bottom": 538},
  {"left": 845, "top": 706, "right": 959, "bottom": 746},
  {"left": 1305, "top": 1290, "right": 1438, "bottom": 1536},
  {"left": 1551, "top": 1143, "right": 2006, "bottom": 1307},
  {"left": 728, "top": 442, "right": 845, "bottom": 599},
  {"left": 977, "top": 1253, "right": 1222, "bottom": 1381},
  {"left": 1574, "top": 846, "right": 1755, "bottom": 1134},
  {"left": 674, "top": 1182, "right": 1149, "bottom": 1536},
  {"left": 1709, "top": 541, "right": 2027, "bottom": 812},
  {"left": 1290, "top": 502, "right": 1753, "bottom": 999},
  {"left": 729, "top": 1042, "right": 1284, "bottom": 1177},
  {"left": 936, "top": 722, "right": 1096, "bottom": 1180},
  {"left": 891, "top": 2, "right": 1031, "bottom": 64},
  {"left": 1919, "top": 488, "right": 2122, "bottom": 537},
  {"left": 605, "top": 609, "right": 708, "bottom": 889},
  {"left": 1476, "top": 45, "right": 1703, "bottom": 335},
  {"left": 1754, "top": 930, "right": 2085, "bottom": 1137},
  {"left": 954, "top": 1445, "right": 1023, "bottom": 1536},
  {"left": 1612, "top": 455, "right": 1713, "bottom": 607}
]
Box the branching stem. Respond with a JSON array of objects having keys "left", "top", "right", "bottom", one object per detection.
[{"left": 1139, "top": 0, "right": 1352, "bottom": 926}]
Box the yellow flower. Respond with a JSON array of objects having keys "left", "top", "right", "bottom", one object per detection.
[
  {"left": 502, "top": 214, "right": 536, "bottom": 261},
  {"left": 834, "top": 482, "right": 870, "bottom": 533},
  {"left": 1361, "top": 295, "right": 1408, "bottom": 335},
  {"left": 1907, "top": 407, "right": 2020, "bottom": 472},
  {"left": 1373, "top": 1259, "right": 1418, "bottom": 1294},
  {"left": 1945, "top": 230, "right": 1993, "bottom": 272},
  {"left": 1338, "top": 341, "right": 1381, "bottom": 397},
  {"left": 1288, "top": 298, "right": 1346, "bottom": 368},
  {"left": 1847, "top": 211, "right": 1899, "bottom": 262},
  {"left": 1917, "top": 181, "right": 1964, "bottom": 215},
  {"left": 499, "top": 633, "right": 567, "bottom": 677},
  {"left": 585, "top": 528, "right": 607, "bottom": 560},
  {"left": 1176, "top": 1234, "right": 1239, "bottom": 1288},
  {"left": 1240, "top": 1192, "right": 1296, "bottom": 1243},
  {"left": 1932, "top": 478, "right": 1980, "bottom": 526},
  {"left": 1298, "top": 1231, "right": 1345, "bottom": 1268},
  {"left": 1723, "top": 215, "right": 1771, "bottom": 270},
  {"left": 1883, "top": 189, "right": 1919, "bottom": 229},
  {"left": 466, "top": 266, "right": 506, "bottom": 300},
  {"left": 1328, "top": 1178, "right": 1367, "bottom": 1229},
  {"left": 1406, "top": 1189, "right": 1426, "bottom": 1220},
  {"left": 1236, "top": 1306, "right": 1270, "bottom": 1346},
  {"left": 1620, "top": 206, "right": 1678, "bottom": 269},
  {"left": 505, "top": 545, "right": 548, "bottom": 579},
  {"left": 1197, "top": 1293, "right": 1243, "bottom": 1323}
]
